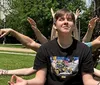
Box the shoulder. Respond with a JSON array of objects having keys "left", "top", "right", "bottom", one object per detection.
[{"left": 38, "top": 38, "right": 57, "bottom": 51}]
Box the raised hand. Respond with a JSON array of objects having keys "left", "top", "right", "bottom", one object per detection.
[
  {"left": 51, "top": 8, "right": 55, "bottom": 18},
  {"left": 8, "top": 75, "right": 27, "bottom": 85},
  {"left": 27, "top": 17, "right": 37, "bottom": 30},
  {"left": 88, "top": 17, "right": 99, "bottom": 30},
  {"left": 0, "top": 28, "right": 12, "bottom": 38},
  {"left": 75, "top": 9, "right": 80, "bottom": 20}
]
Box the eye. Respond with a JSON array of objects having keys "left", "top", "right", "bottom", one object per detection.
[
  {"left": 59, "top": 17, "right": 64, "bottom": 21},
  {"left": 67, "top": 18, "right": 73, "bottom": 21}
]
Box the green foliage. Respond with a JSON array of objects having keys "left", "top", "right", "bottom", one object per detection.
[
  {"left": 79, "top": 1, "right": 95, "bottom": 40},
  {"left": 5, "top": 0, "right": 86, "bottom": 38},
  {"left": 0, "top": 52, "right": 35, "bottom": 84}
]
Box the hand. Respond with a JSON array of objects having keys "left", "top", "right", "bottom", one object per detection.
[
  {"left": 88, "top": 17, "right": 99, "bottom": 30},
  {"left": 8, "top": 75, "right": 28, "bottom": 85},
  {"left": 75, "top": 9, "right": 80, "bottom": 20},
  {"left": 0, "top": 69, "right": 8, "bottom": 75},
  {"left": 51, "top": 8, "right": 55, "bottom": 18},
  {"left": 0, "top": 28, "right": 12, "bottom": 38},
  {"left": 27, "top": 17, "right": 37, "bottom": 30}
]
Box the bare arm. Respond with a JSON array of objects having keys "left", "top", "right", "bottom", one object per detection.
[
  {"left": 82, "top": 17, "right": 99, "bottom": 43},
  {"left": 27, "top": 17, "right": 48, "bottom": 44},
  {"left": 94, "top": 68, "right": 100, "bottom": 77},
  {"left": 50, "top": 25, "right": 58, "bottom": 40},
  {"left": 0, "top": 67, "right": 36, "bottom": 76},
  {"left": 50, "top": 8, "right": 58, "bottom": 40},
  {"left": 90, "top": 36, "right": 100, "bottom": 50},
  {"left": 82, "top": 72, "right": 100, "bottom": 85},
  {"left": 72, "top": 9, "right": 80, "bottom": 40},
  {"left": 0, "top": 28, "right": 40, "bottom": 52},
  {"left": 8, "top": 68, "right": 47, "bottom": 85},
  {"left": 73, "top": 25, "right": 79, "bottom": 40}
]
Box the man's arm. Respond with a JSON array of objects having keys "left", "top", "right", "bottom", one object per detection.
[
  {"left": 0, "top": 28, "right": 41, "bottom": 52},
  {"left": 0, "top": 67, "right": 36, "bottom": 76},
  {"left": 8, "top": 68, "right": 47, "bottom": 85},
  {"left": 27, "top": 68, "right": 47, "bottom": 85},
  {"left": 82, "top": 72, "right": 100, "bottom": 85}
]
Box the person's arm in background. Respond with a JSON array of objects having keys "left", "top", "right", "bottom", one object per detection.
[
  {"left": 27, "top": 17, "right": 48, "bottom": 44},
  {"left": 0, "top": 28, "right": 40, "bottom": 52},
  {"left": 73, "top": 9, "right": 80, "bottom": 40},
  {"left": 82, "top": 17, "right": 99, "bottom": 43},
  {"left": 8, "top": 68, "right": 47, "bottom": 85},
  {"left": 50, "top": 8, "right": 58, "bottom": 40},
  {"left": 73, "top": 25, "right": 79, "bottom": 40},
  {"left": 82, "top": 72, "right": 100, "bottom": 85},
  {"left": 0, "top": 67, "right": 36, "bottom": 76},
  {"left": 94, "top": 68, "right": 100, "bottom": 77}
]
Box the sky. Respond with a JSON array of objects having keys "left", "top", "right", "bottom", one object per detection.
[{"left": 85, "top": 0, "right": 92, "bottom": 8}]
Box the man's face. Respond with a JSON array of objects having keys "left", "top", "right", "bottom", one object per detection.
[{"left": 55, "top": 13, "right": 75, "bottom": 34}]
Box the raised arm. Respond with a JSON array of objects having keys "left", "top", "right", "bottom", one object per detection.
[
  {"left": 72, "top": 9, "right": 80, "bottom": 40},
  {"left": 27, "top": 17, "right": 48, "bottom": 44},
  {"left": 0, "top": 67, "right": 35, "bottom": 76},
  {"left": 0, "top": 28, "right": 40, "bottom": 52},
  {"left": 8, "top": 68, "right": 47, "bottom": 85},
  {"left": 82, "top": 17, "right": 99, "bottom": 43},
  {"left": 73, "top": 25, "right": 80, "bottom": 40},
  {"left": 50, "top": 8, "right": 58, "bottom": 40}
]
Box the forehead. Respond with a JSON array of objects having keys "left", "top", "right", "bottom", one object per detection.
[{"left": 60, "top": 13, "right": 72, "bottom": 18}]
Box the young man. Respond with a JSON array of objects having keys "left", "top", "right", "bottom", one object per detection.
[{"left": 8, "top": 8, "right": 100, "bottom": 85}]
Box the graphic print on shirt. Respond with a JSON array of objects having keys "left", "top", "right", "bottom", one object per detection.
[{"left": 50, "top": 56, "right": 79, "bottom": 79}]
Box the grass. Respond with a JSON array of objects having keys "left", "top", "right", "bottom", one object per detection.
[
  {"left": 0, "top": 44, "right": 24, "bottom": 48},
  {"left": 0, "top": 44, "right": 100, "bottom": 84},
  {"left": 0, "top": 52, "right": 36, "bottom": 85}
]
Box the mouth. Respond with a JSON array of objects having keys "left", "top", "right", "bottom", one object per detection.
[{"left": 62, "top": 26, "right": 69, "bottom": 29}]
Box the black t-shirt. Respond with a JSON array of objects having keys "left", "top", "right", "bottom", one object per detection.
[{"left": 33, "top": 38, "right": 94, "bottom": 85}]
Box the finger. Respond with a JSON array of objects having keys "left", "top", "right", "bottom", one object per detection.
[
  {"left": 8, "top": 81, "right": 14, "bottom": 85},
  {"left": 0, "top": 33, "right": 7, "bottom": 38},
  {"left": 27, "top": 17, "right": 36, "bottom": 25},
  {"left": 96, "top": 18, "right": 100, "bottom": 22},
  {"left": 10, "top": 75, "right": 17, "bottom": 83},
  {"left": 51, "top": 8, "right": 55, "bottom": 18}
]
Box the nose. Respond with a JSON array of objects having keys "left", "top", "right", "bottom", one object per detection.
[{"left": 64, "top": 19, "right": 68, "bottom": 24}]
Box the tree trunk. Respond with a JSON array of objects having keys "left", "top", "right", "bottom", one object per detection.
[{"left": 93, "top": 0, "right": 100, "bottom": 39}]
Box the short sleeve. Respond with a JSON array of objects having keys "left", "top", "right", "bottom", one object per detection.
[
  {"left": 33, "top": 46, "right": 48, "bottom": 71},
  {"left": 81, "top": 47, "right": 94, "bottom": 73}
]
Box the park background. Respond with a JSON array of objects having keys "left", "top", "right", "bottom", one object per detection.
[{"left": 0, "top": 0, "right": 100, "bottom": 84}]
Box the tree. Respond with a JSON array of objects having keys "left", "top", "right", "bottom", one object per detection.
[
  {"left": 5, "top": 0, "right": 86, "bottom": 39},
  {"left": 93, "top": 0, "right": 100, "bottom": 39}
]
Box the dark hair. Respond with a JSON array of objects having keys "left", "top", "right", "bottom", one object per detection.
[{"left": 54, "top": 8, "right": 75, "bottom": 24}]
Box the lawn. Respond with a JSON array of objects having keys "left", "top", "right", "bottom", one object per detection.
[
  {"left": 0, "top": 44, "right": 24, "bottom": 48},
  {"left": 0, "top": 46, "right": 100, "bottom": 84},
  {"left": 0, "top": 52, "right": 36, "bottom": 85}
]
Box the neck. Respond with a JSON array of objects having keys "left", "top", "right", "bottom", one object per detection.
[{"left": 57, "top": 35, "right": 73, "bottom": 49}]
